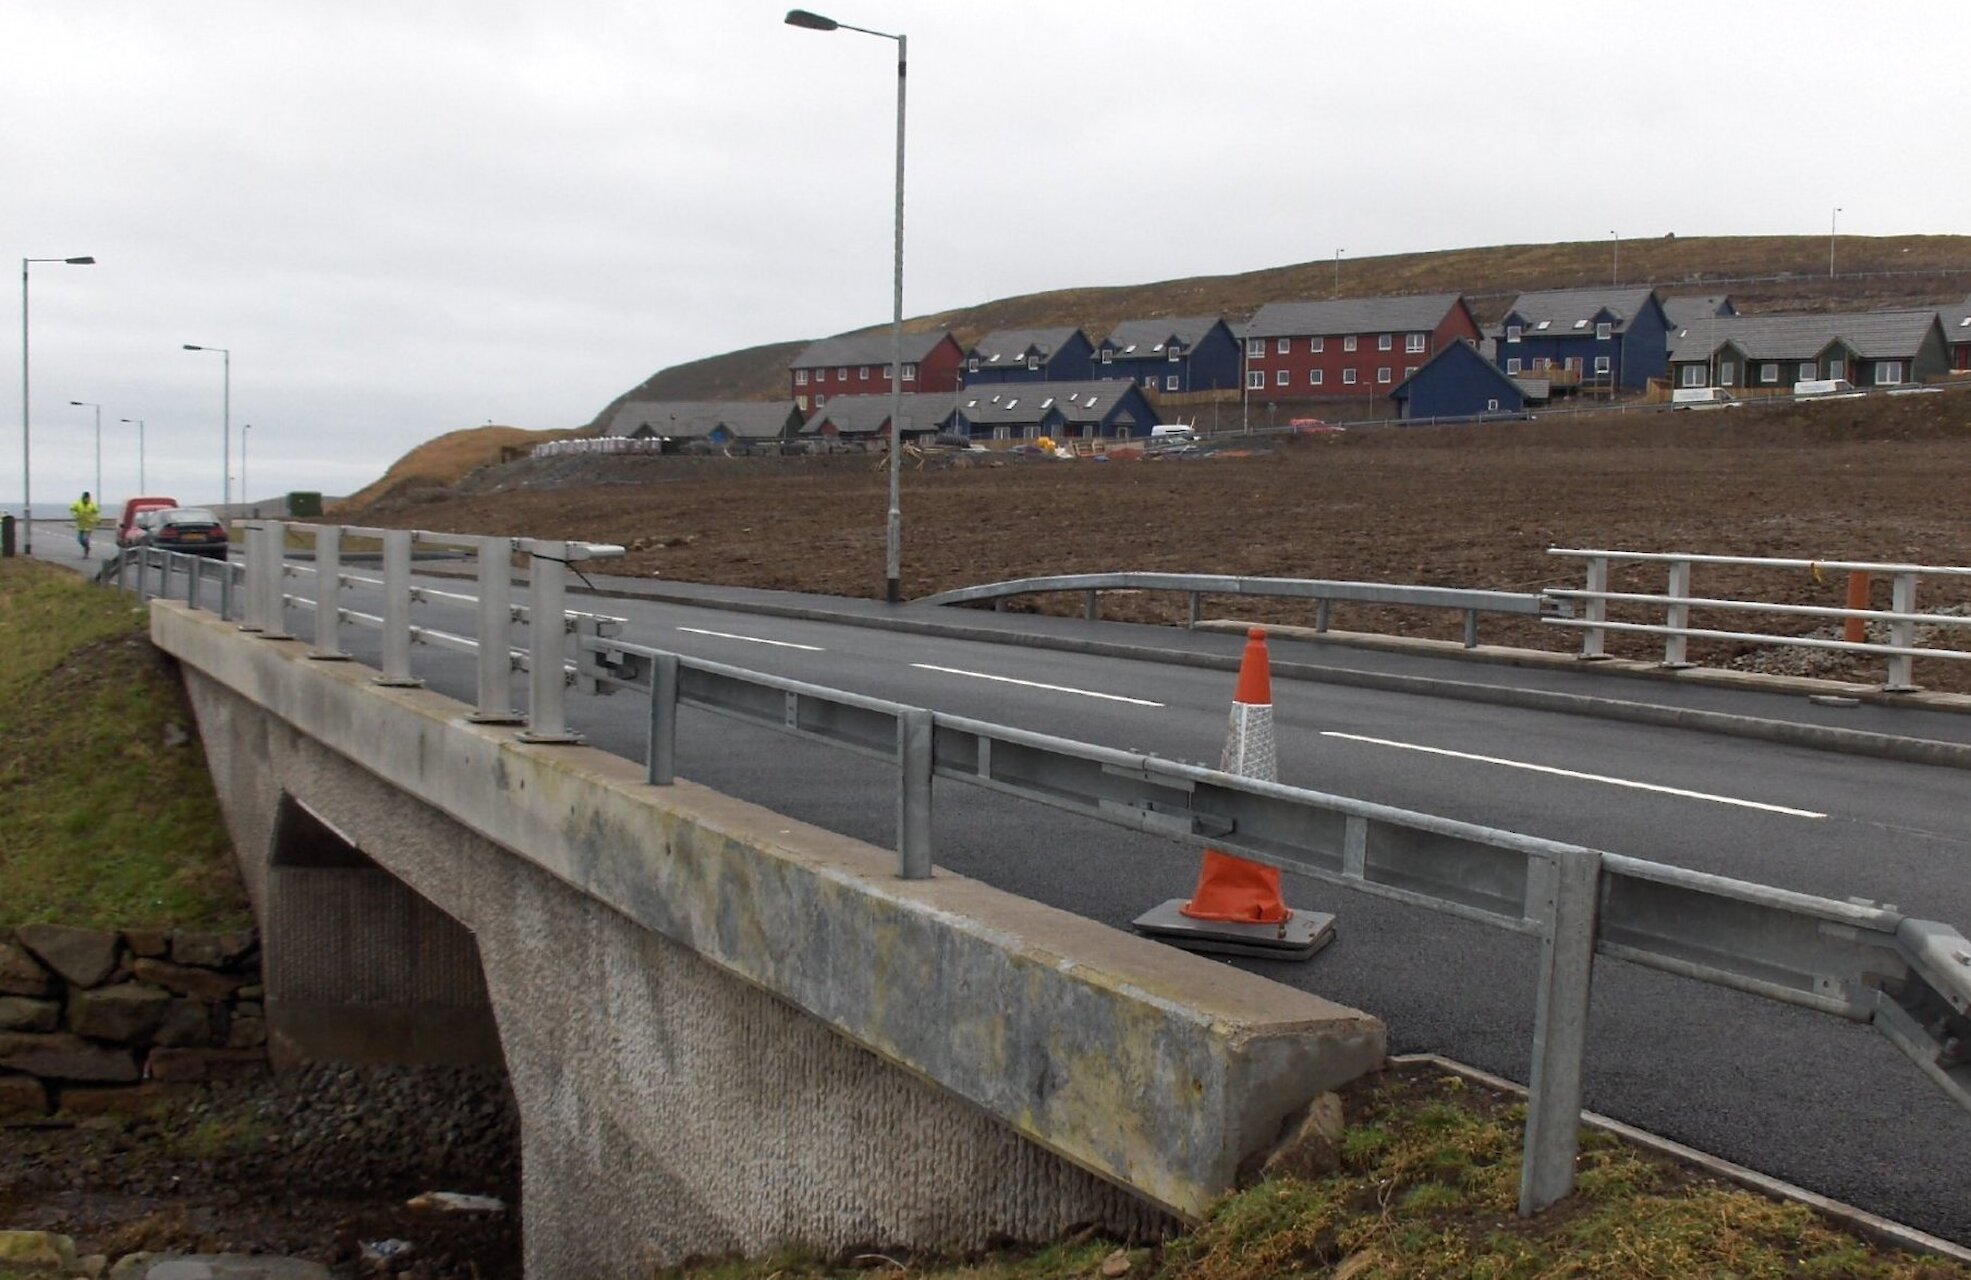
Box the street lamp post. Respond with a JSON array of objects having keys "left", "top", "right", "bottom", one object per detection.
[
  {"left": 19, "top": 255, "right": 95, "bottom": 555},
  {"left": 182, "top": 344, "right": 231, "bottom": 508},
  {"left": 1610, "top": 230, "right": 1619, "bottom": 287},
  {"left": 119, "top": 418, "right": 146, "bottom": 493},
  {"left": 1829, "top": 206, "right": 1842, "bottom": 279},
  {"left": 68, "top": 400, "right": 102, "bottom": 501},
  {"left": 787, "top": 7, "right": 908, "bottom": 605},
  {"left": 241, "top": 423, "right": 251, "bottom": 506},
  {"left": 1334, "top": 248, "right": 1344, "bottom": 298}
]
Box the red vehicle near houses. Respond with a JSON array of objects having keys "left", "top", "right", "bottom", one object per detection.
[{"left": 115, "top": 496, "right": 179, "bottom": 549}]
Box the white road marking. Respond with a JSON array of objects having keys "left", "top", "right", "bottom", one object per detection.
[
  {"left": 911, "top": 663, "right": 1165, "bottom": 707},
  {"left": 676, "top": 626, "right": 823, "bottom": 652},
  {"left": 1321, "top": 731, "right": 1828, "bottom": 819}
]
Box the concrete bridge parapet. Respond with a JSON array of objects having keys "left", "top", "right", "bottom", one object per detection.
[{"left": 152, "top": 602, "right": 1386, "bottom": 1276}]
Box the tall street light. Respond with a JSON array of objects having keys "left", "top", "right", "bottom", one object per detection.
[
  {"left": 241, "top": 422, "right": 252, "bottom": 505},
  {"left": 1333, "top": 248, "right": 1344, "bottom": 297},
  {"left": 1610, "top": 230, "right": 1619, "bottom": 287},
  {"left": 182, "top": 343, "right": 231, "bottom": 507},
  {"left": 119, "top": 418, "right": 146, "bottom": 492},
  {"left": 20, "top": 255, "right": 95, "bottom": 555},
  {"left": 1829, "top": 206, "right": 1842, "bottom": 279},
  {"left": 787, "top": 7, "right": 908, "bottom": 604},
  {"left": 68, "top": 399, "right": 102, "bottom": 500}
]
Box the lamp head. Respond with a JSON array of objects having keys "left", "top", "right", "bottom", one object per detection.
[
  {"left": 785, "top": 9, "right": 839, "bottom": 30},
  {"left": 64, "top": 257, "right": 95, "bottom": 265},
  {"left": 183, "top": 344, "right": 203, "bottom": 351}
]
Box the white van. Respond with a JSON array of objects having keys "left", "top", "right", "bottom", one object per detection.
[
  {"left": 1149, "top": 423, "right": 1197, "bottom": 443},
  {"left": 1793, "top": 378, "right": 1863, "bottom": 400},
  {"left": 1671, "top": 387, "right": 1737, "bottom": 409}
]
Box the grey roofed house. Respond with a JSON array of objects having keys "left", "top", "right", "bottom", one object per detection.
[
  {"left": 603, "top": 400, "right": 803, "bottom": 442},
  {"left": 953, "top": 380, "right": 1155, "bottom": 430},
  {"left": 1100, "top": 315, "right": 1224, "bottom": 354},
  {"left": 1661, "top": 295, "right": 1736, "bottom": 327},
  {"left": 1244, "top": 293, "right": 1467, "bottom": 338},
  {"left": 1666, "top": 310, "right": 1946, "bottom": 364},
  {"left": 1499, "top": 287, "right": 1661, "bottom": 332},
  {"left": 1948, "top": 293, "right": 1971, "bottom": 343},
  {"left": 967, "top": 327, "right": 1084, "bottom": 364},
  {"left": 789, "top": 330, "right": 954, "bottom": 369},
  {"left": 802, "top": 392, "right": 956, "bottom": 437}
]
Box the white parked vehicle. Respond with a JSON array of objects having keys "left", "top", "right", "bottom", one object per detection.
[
  {"left": 1671, "top": 387, "right": 1738, "bottom": 410},
  {"left": 1793, "top": 378, "right": 1865, "bottom": 400}
]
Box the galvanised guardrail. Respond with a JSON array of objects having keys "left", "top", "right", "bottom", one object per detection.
[
  {"left": 919, "top": 572, "right": 1557, "bottom": 648},
  {"left": 1545, "top": 549, "right": 1971, "bottom": 690},
  {"left": 107, "top": 525, "right": 1971, "bottom": 1221}
]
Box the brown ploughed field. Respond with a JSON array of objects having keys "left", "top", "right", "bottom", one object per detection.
[{"left": 355, "top": 392, "right": 1971, "bottom": 694}]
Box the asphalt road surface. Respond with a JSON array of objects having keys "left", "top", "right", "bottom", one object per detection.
[{"left": 86, "top": 548, "right": 1971, "bottom": 1244}]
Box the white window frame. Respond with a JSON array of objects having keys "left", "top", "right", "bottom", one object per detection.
[
  {"left": 1405, "top": 333, "right": 1426, "bottom": 354},
  {"left": 796, "top": 394, "right": 808, "bottom": 410},
  {"left": 1595, "top": 322, "right": 1612, "bottom": 340},
  {"left": 1594, "top": 356, "right": 1611, "bottom": 374},
  {"left": 1276, "top": 337, "right": 1290, "bottom": 354},
  {"left": 1311, "top": 336, "right": 1325, "bottom": 353},
  {"left": 1100, "top": 348, "right": 1113, "bottom": 364},
  {"left": 1404, "top": 365, "right": 1419, "bottom": 379},
  {"left": 1343, "top": 335, "right": 1358, "bottom": 353},
  {"left": 1377, "top": 334, "right": 1392, "bottom": 351},
  {"left": 1026, "top": 355, "right": 1040, "bottom": 371},
  {"left": 1759, "top": 363, "right": 1778, "bottom": 384},
  {"left": 1506, "top": 358, "right": 1523, "bottom": 375},
  {"left": 1486, "top": 398, "right": 1501, "bottom": 412},
  {"left": 1167, "top": 345, "right": 1183, "bottom": 362},
  {"left": 1247, "top": 337, "right": 1264, "bottom": 358},
  {"left": 1309, "top": 369, "right": 1323, "bottom": 387},
  {"left": 902, "top": 362, "right": 917, "bottom": 382},
  {"left": 1165, "top": 375, "right": 1179, "bottom": 391},
  {"left": 1720, "top": 361, "right": 1737, "bottom": 386},
  {"left": 967, "top": 357, "right": 979, "bottom": 372},
  {"left": 1506, "top": 324, "right": 1522, "bottom": 343},
  {"left": 1275, "top": 369, "right": 1289, "bottom": 387},
  {"left": 1343, "top": 368, "right": 1358, "bottom": 385},
  {"left": 837, "top": 367, "right": 849, "bottom": 380},
  {"left": 795, "top": 369, "right": 809, "bottom": 385},
  {"left": 1376, "top": 367, "right": 1392, "bottom": 384},
  {"left": 1877, "top": 360, "right": 1903, "bottom": 384},
  {"left": 1247, "top": 370, "right": 1264, "bottom": 389},
  {"left": 1680, "top": 365, "right": 1703, "bottom": 387},
  {"left": 1798, "top": 362, "right": 1815, "bottom": 382}
]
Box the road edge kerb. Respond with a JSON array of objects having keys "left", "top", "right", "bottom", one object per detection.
[
  {"left": 566, "top": 584, "right": 1971, "bottom": 773},
  {"left": 1391, "top": 1053, "right": 1971, "bottom": 1266}
]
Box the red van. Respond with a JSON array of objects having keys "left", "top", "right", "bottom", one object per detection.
[{"left": 116, "top": 496, "right": 179, "bottom": 549}]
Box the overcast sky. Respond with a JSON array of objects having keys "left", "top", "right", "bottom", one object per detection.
[{"left": 5, "top": 0, "right": 1965, "bottom": 509}]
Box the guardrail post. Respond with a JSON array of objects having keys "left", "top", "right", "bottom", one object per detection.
[
  {"left": 234, "top": 526, "right": 261, "bottom": 630},
  {"left": 1084, "top": 589, "right": 1099, "bottom": 621},
  {"left": 115, "top": 550, "right": 129, "bottom": 594},
  {"left": 1462, "top": 609, "right": 1479, "bottom": 649},
  {"left": 309, "top": 526, "right": 349, "bottom": 660},
  {"left": 186, "top": 555, "right": 202, "bottom": 609},
  {"left": 469, "top": 535, "right": 521, "bottom": 721},
  {"left": 1580, "top": 557, "right": 1609, "bottom": 659},
  {"left": 1186, "top": 591, "right": 1201, "bottom": 629},
  {"left": 257, "top": 520, "right": 292, "bottom": 639},
  {"left": 647, "top": 652, "right": 679, "bottom": 786},
  {"left": 1884, "top": 572, "right": 1918, "bottom": 692},
  {"left": 1519, "top": 847, "right": 1602, "bottom": 1217},
  {"left": 134, "top": 548, "right": 149, "bottom": 601},
  {"left": 1314, "top": 598, "right": 1331, "bottom": 634},
  {"left": 897, "top": 707, "right": 934, "bottom": 879},
  {"left": 519, "top": 540, "right": 579, "bottom": 742},
  {"left": 1660, "top": 559, "right": 1693, "bottom": 668},
  {"left": 374, "top": 529, "right": 422, "bottom": 687},
  {"left": 221, "top": 559, "right": 237, "bottom": 621}
]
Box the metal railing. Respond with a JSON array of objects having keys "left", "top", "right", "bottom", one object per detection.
[
  {"left": 919, "top": 571, "right": 1556, "bottom": 648},
  {"left": 1546, "top": 549, "right": 1971, "bottom": 690},
  {"left": 107, "top": 524, "right": 1971, "bottom": 1221}
]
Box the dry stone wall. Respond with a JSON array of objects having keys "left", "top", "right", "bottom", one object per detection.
[{"left": 0, "top": 923, "right": 266, "bottom": 1117}]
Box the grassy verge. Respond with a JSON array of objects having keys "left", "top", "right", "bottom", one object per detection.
[
  {"left": 661, "top": 1065, "right": 1969, "bottom": 1280},
  {"left": 0, "top": 557, "right": 248, "bottom": 930}
]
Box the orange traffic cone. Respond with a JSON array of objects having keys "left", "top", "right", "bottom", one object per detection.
[
  {"left": 1132, "top": 627, "right": 1335, "bottom": 960},
  {"left": 1181, "top": 629, "right": 1291, "bottom": 924}
]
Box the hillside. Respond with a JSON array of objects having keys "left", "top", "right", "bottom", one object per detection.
[
  {"left": 604, "top": 233, "right": 1971, "bottom": 413},
  {"left": 334, "top": 424, "right": 578, "bottom": 513}
]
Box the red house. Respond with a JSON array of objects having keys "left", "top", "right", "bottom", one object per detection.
[
  {"left": 1242, "top": 294, "right": 1480, "bottom": 398},
  {"left": 789, "top": 330, "right": 964, "bottom": 415}
]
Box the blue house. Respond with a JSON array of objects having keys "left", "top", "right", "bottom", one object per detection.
[
  {"left": 961, "top": 327, "right": 1094, "bottom": 385},
  {"left": 1494, "top": 288, "right": 1671, "bottom": 392},
  {"left": 1390, "top": 341, "right": 1527, "bottom": 421},
  {"left": 1093, "top": 316, "right": 1241, "bottom": 393},
  {"left": 953, "top": 380, "right": 1159, "bottom": 442}
]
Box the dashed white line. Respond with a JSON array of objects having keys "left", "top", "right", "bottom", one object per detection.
[
  {"left": 676, "top": 626, "right": 823, "bottom": 652},
  {"left": 1321, "top": 731, "right": 1827, "bottom": 819},
  {"left": 911, "top": 663, "right": 1165, "bottom": 707}
]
